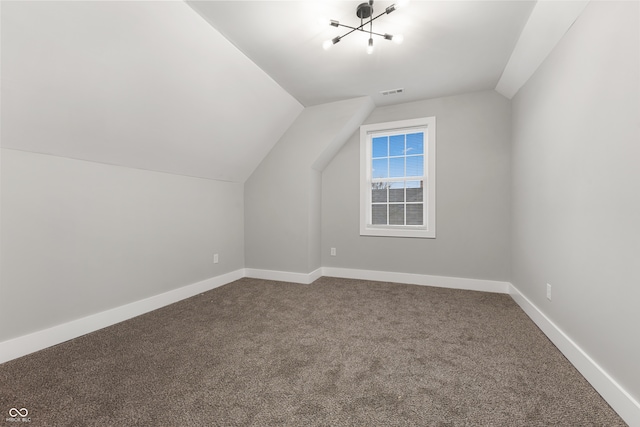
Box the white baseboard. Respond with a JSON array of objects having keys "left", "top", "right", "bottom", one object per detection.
[
  {"left": 244, "top": 267, "right": 322, "bottom": 284},
  {"left": 322, "top": 267, "right": 510, "bottom": 294},
  {"left": 0, "top": 269, "right": 244, "bottom": 365},
  {"left": 2, "top": 267, "right": 636, "bottom": 426},
  {"left": 509, "top": 284, "right": 640, "bottom": 427}
]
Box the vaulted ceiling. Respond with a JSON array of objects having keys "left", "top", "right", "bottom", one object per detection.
[
  {"left": 1, "top": 1, "right": 588, "bottom": 182},
  {"left": 188, "top": 0, "right": 535, "bottom": 107},
  {"left": 1, "top": 1, "right": 303, "bottom": 183}
]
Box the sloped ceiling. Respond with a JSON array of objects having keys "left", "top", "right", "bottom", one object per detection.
[
  {"left": 496, "top": 0, "right": 589, "bottom": 98},
  {"left": 1, "top": 1, "right": 303, "bottom": 183},
  {"left": 1, "top": 1, "right": 588, "bottom": 182},
  {"left": 188, "top": 0, "right": 536, "bottom": 107}
]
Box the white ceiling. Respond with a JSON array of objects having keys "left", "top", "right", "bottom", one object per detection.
[
  {"left": 1, "top": 1, "right": 303, "bottom": 182},
  {"left": 496, "top": 0, "right": 589, "bottom": 98},
  {"left": 1, "top": 0, "right": 588, "bottom": 183},
  {"left": 188, "top": 0, "right": 537, "bottom": 107}
]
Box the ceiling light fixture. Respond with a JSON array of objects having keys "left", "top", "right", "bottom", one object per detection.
[{"left": 323, "top": 0, "right": 408, "bottom": 54}]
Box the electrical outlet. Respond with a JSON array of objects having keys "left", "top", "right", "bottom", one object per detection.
[
  {"left": 546, "top": 283, "right": 552, "bottom": 301},
  {"left": 330, "top": 247, "right": 337, "bottom": 256},
  {"left": 214, "top": 253, "right": 219, "bottom": 264}
]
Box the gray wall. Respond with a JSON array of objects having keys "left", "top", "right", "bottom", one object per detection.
[
  {"left": 322, "top": 90, "right": 511, "bottom": 281},
  {"left": 511, "top": 1, "right": 639, "bottom": 402},
  {"left": 0, "top": 149, "right": 244, "bottom": 342},
  {"left": 245, "top": 97, "right": 374, "bottom": 274}
]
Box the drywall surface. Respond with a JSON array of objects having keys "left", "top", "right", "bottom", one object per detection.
[
  {"left": 322, "top": 90, "right": 511, "bottom": 281},
  {"left": 495, "top": 0, "right": 589, "bottom": 99},
  {"left": 245, "top": 97, "right": 374, "bottom": 274},
  {"left": 511, "top": 0, "right": 639, "bottom": 402},
  {"left": 0, "top": 1, "right": 302, "bottom": 182},
  {"left": 0, "top": 149, "right": 244, "bottom": 342}
]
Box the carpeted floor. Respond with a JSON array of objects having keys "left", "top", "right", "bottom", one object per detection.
[{"left": 0, "top": 277, "right": 627, "bottom": 426}]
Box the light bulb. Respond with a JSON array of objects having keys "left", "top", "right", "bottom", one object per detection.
[
  {"left": 396, "top": 0, "right": 410, "bottom": 9},
  {"left": 323, "top": 36, "right": 341, "bottom": 50},
  {"left": 393, "top": 34, "right": 404, "bottom": 44},
  {"left": 367, "top": 38, "right": 374, "bottom": 55}
]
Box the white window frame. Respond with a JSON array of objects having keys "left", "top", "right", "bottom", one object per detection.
[{"left": 359, "top": 117, "right": 436, "bottom": 238}]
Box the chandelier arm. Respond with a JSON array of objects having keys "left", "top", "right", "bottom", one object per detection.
[
  {"left": 336, "top": 27, "right": 359, "bottom": 40},
  {"left": 335, "top": 8, "right": 390, "bottom": 34},
  {"left": 367, "top": 9, "right": 394, "bottom": 26},
  {"left": 335, "top": 23, "right": 389, "bottom": 39}
]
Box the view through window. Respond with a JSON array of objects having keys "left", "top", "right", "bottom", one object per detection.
[{"left": 360, "top": 117, "right": 436, "bottom": 238}]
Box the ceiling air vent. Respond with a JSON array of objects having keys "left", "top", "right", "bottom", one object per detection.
[{"left": 380, "top": 88, "right": 404, "bottom": 96}]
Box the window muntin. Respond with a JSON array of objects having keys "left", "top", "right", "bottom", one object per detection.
[
  {"left": 370, "top": 131, "right": 425, "bottom": 227},
  {"left": 360, "top": 117, "right": 435, "bottom": 238}
]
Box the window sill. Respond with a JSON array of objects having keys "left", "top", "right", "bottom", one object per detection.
[{"left": 360, "top": 225, "right": 436, "bottom": 239}]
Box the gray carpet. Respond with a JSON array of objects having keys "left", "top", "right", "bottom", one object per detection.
[{"left": 0, "top": 277, "right": 627, "bottom": 426}]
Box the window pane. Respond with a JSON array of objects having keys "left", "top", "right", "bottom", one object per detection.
[
  {"left": 372, "top": 136, "right": 388, "bottom": 158},
  {"left": 389, "top": 135, "right": 405, "bottom": 156},
  {"left": 372, "top": 205, "right": 387, "bottom": 225},
  {"left": 406, "top": 204, "right": 423, "bottom": 225},
  {"left": 372, "top": 159, "right": 388, "bottom": 178},
  {"left": 372, "top": 185, "right": 387, "bottom": 202},
  {"left": 361, "top": 119, "right": 434, "bottom": 238},
  {"left": 406, "top": 155, "right": 424, "bottom": 177},
  {"left": 389, "top": 204, "right": 404, "bottom": 225},
  {"left": 406, "top": 186, "right": 423, "bottom": 202},
  {"left": 389, "top": 157, "right": 404, "bottom": 178},
  {"left": 406, "top": 133, "right": 424, "bottom": 155},
  {"left": 389, "top": 187, "right": 404, "bottom": 202}
]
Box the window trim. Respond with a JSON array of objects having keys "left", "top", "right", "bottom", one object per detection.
[{"left": 359, "top": 117, "right": 436, "bottom": 238}]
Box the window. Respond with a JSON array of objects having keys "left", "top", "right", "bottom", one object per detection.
[{"left": 360, "top": 117, "right": 436, "bottom": 238}]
